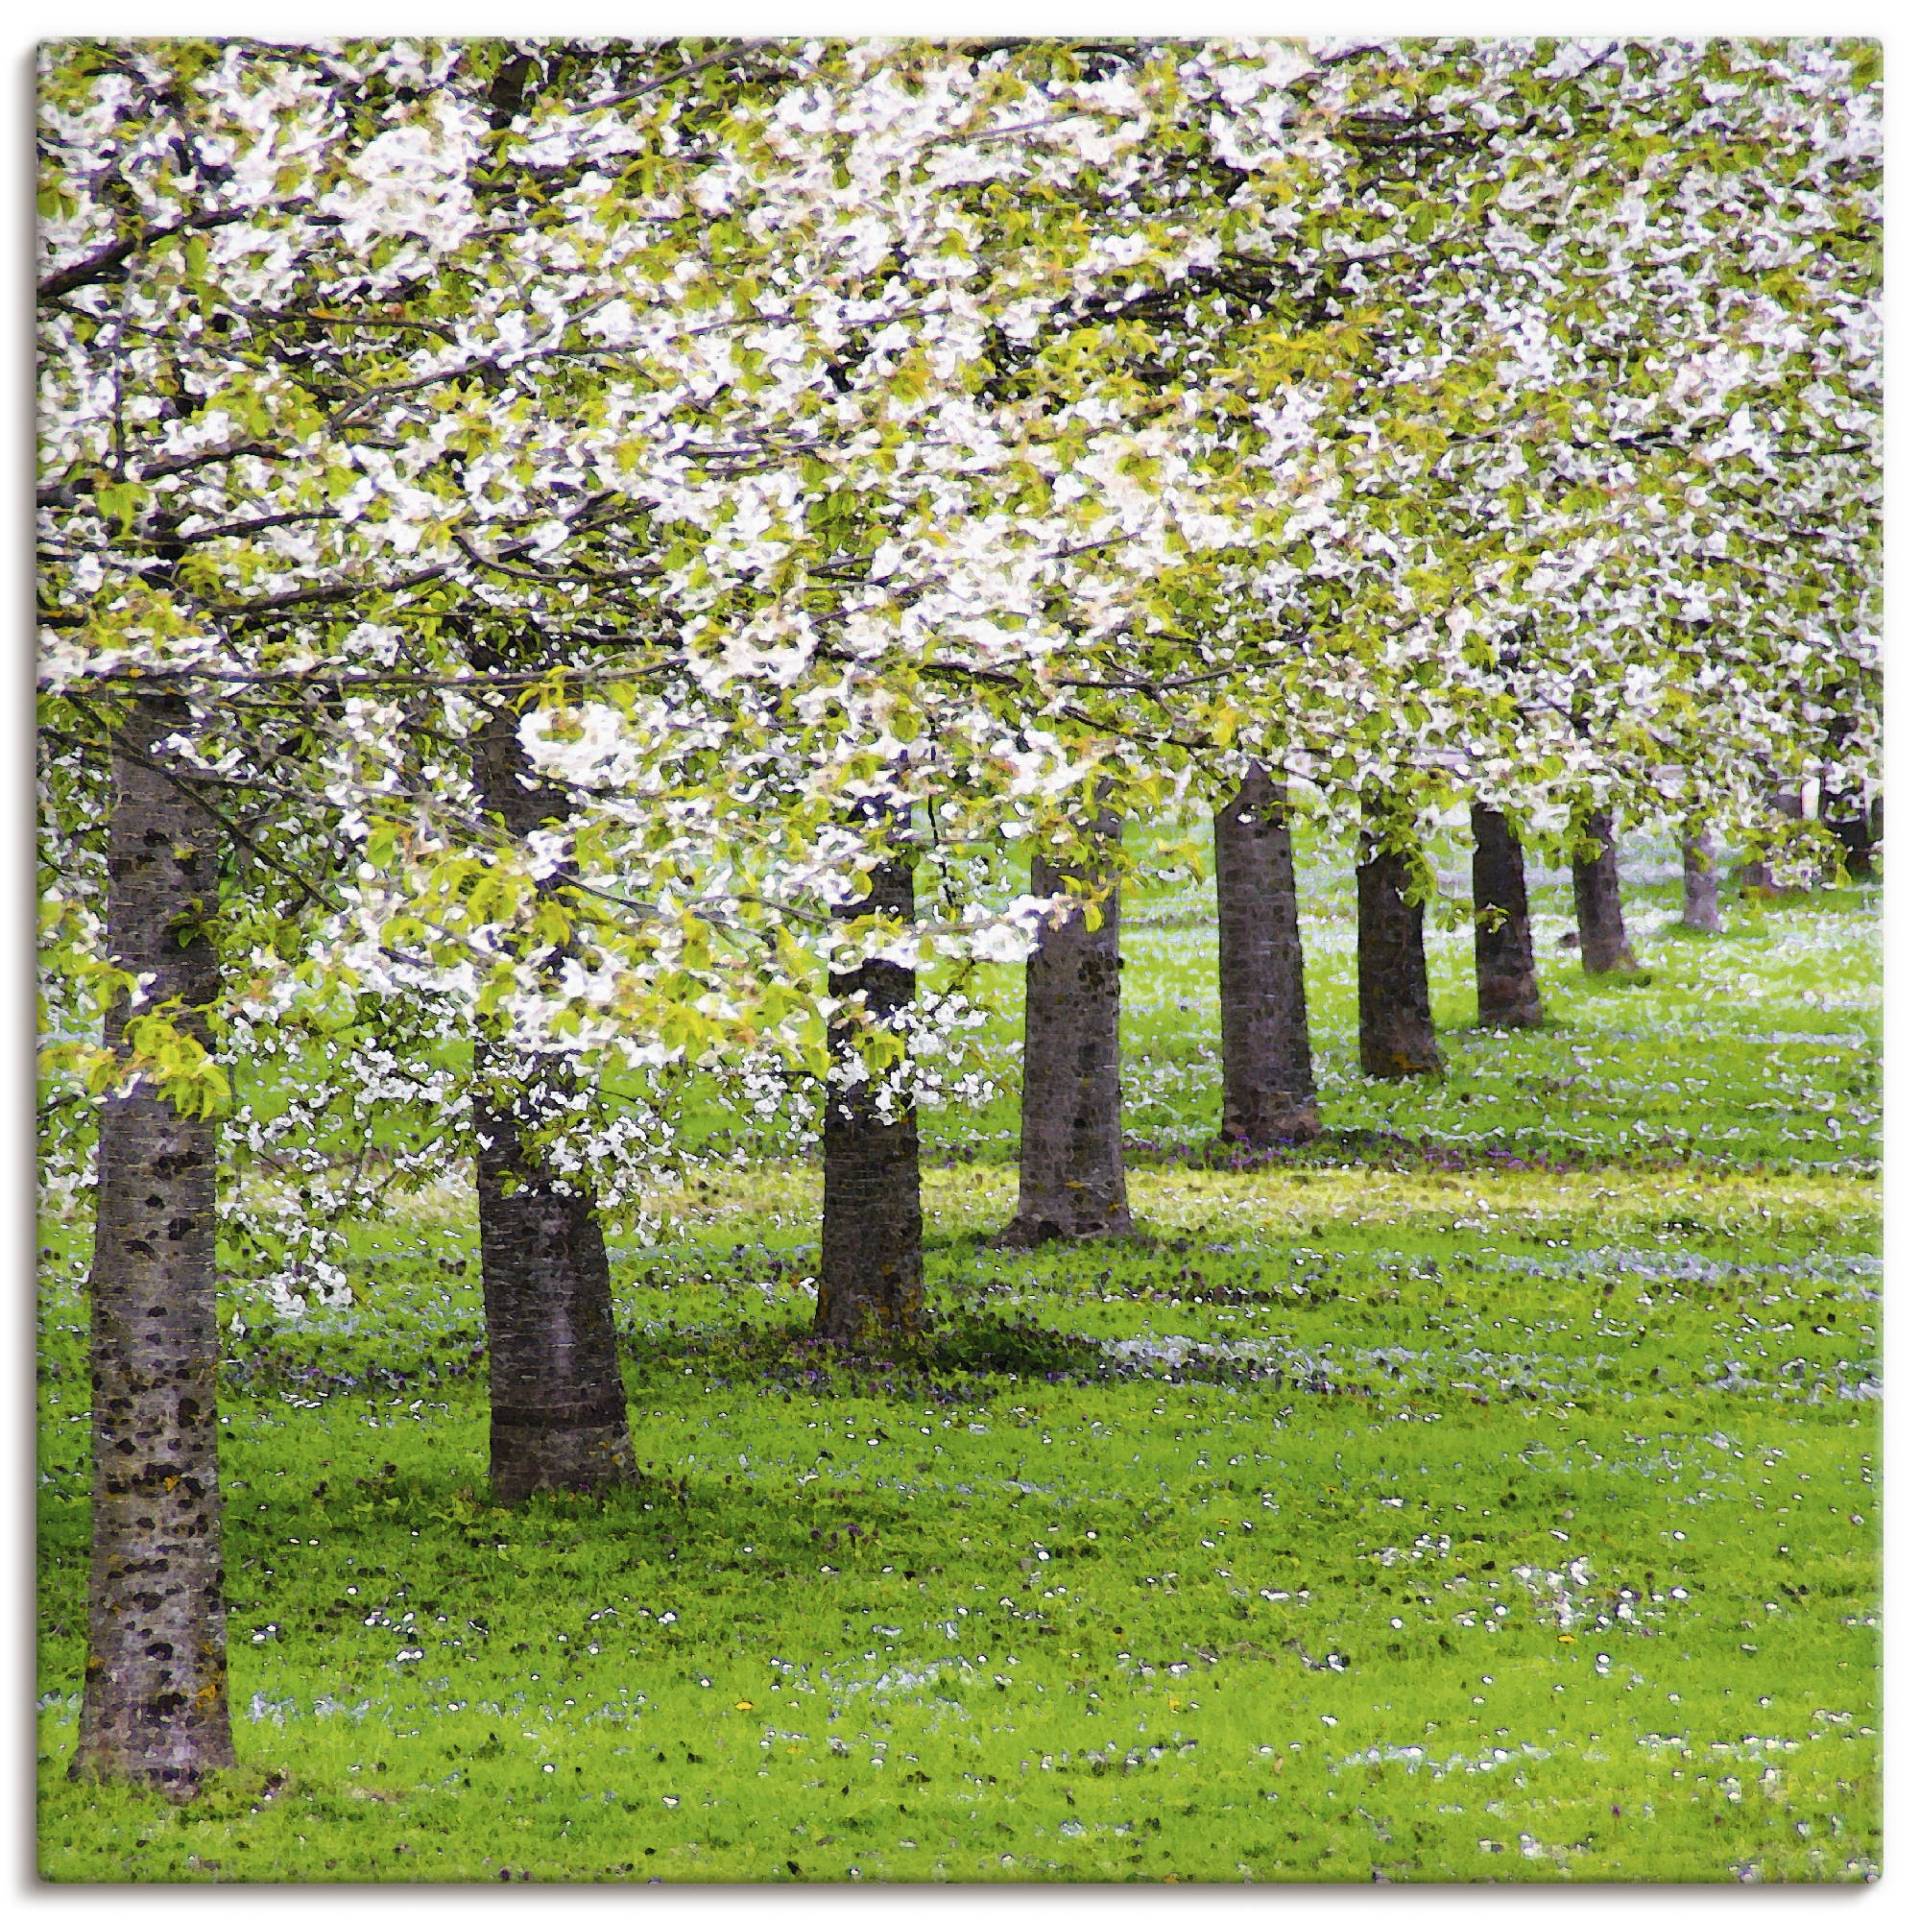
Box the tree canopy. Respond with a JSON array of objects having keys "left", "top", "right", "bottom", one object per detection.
[{"left": 38, "top": 36, "right": 1881, "bottom": 1266}]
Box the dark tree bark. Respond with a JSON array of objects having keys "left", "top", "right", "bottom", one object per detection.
[
  {"left": 1469, "top": 804, "right": 1543, "bottom": 1029},
  {"left": 816, "top": 851, "right": 924, "bottom": 1342},
  {"left": 1006, "top": 821, "right": 1131, "bottom": 1242},
  {"left": 1735, "top": 785, "right": 1805, "bottom": 893},
  {"left": 471, "top": 680, "right": 634, "bottom": 1505},
  {"left": 72, "top": 695, "right": 236, "bottom": 1801},
  {"left": 1823, "top": 787, "right": 1880, "bottom": 881},
  {"left": 474, "top": 1086, "right": 635, "bottom": 1505},
  {"left": 1680, "top": 825, "right": 1723, "bottom": 933},
  {"left": 1818, "top": 695, "right": 1879, "bottom": 881},
  {"left": 1570, "top": 809, "right": 1640, "bottom": 975},
  {"left": 1356, "top": 809, "right": 1443, "bottom": 1078},
  {"left": 1214, "top": 765, "right": 1319, "bottom": 1143}
]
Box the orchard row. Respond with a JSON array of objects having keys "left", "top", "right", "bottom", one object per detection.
[{"left": 36, "top": 39, "right": 1878, "bottom": 1802}]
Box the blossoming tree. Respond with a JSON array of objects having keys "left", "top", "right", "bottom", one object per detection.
[{"left": 38, "top": 34, "right": 1878, "bottom": 1797}]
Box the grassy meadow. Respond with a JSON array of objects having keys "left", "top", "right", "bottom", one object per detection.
[{"left": 36, "top": 827, "right": 1881, "bottom": 1882}]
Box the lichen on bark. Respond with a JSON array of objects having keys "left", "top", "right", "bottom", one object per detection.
[{"left": 72, "top": 693, "right": 237, "bottom": 1801}]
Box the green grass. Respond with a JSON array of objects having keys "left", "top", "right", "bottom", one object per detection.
[
  {"left": 36, "top": 832, "right": 1880, "bottom": 1882},
  {"left": 678, "top": 822, "right": 1882, "bottom": 1172}
]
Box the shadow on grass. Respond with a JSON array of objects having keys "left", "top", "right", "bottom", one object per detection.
[
  {"left": 620, "top": 1308, "right": 1376, "bottom": 1404},
  {"left": 623, "top": 1309, "right": 1100, "bottom": 1392},
  {"left": 1118, "top": 1127, "right": 1604, "bottom": 1175}
]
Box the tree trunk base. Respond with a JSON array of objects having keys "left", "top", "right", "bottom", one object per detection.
[
  {"left": 813, "top": 1307, "right": 924, "bottom": 1346},
  {"left": 1220, "top": 1110, "right": 1323, "bottom": 1149},
  {"left": 999, "top": 1207, "right": 1135, "bottom": 1249},
  {"left": 478, "top": 1121, "right": 636, "bottom": 1509},
  {"left": 488, "top": 1410, "right": 635, "bottom": 1507},
  {"left": 816, "top": 1176, "right": 926, "bottom": 1337},
  {"left": 1361, "top": 1048, "right": 1446, "bottom": 1079},
  {"left": 1477, "top": 997, "right": 1544, "bottom": 1031},
  {"left": 814, "top": 1262, "right": 925, "bottom": 1346},
  {"left": 69, "top": 1724, "right": 237, "bottom": 1805},
  {"left": 1474, "top": 962, "right": 1545, "bottom": 1028}
]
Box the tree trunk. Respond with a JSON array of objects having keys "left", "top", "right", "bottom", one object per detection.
[
  {"left": 474, "top": 1077, "right": 635, "bottom": 1504},
  {"left": 1469, "top": 804, "right": 1543, "bottom": 1029},
  {"left": 1735, "top": 785, "right": 1804, "bottom": 893},
  {"left": 1680, "top": 826, "right": 1723, "bottom": 933},
  {"left": 471, "top": 680, "right": 634, "bottom": 1505},
  {"left": 72, "top": 694, "right": 236, "bottom": 1801},
  {"left": 816, "top": 851, "right": 925, "bottom": 1342},
  {"left": 1571, "top": 809, "right": 1640, "bottom": 974},
  {"left": 1824, "top": 788, "right": 1880, "bottom": 881},
  {"left": 1006, "top": 823, "right": 1132, "bottom": 1242},
  {"left": 1214, "top": 765, "right": 1319, "bottom": 1143},
  {"left": 1356, "top": 812, "right": 1443, "bottom": 1078}
]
